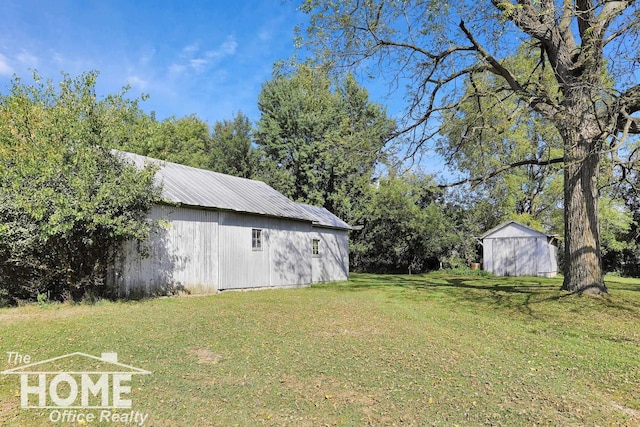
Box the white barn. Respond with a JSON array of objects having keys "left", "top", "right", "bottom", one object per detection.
[
  {"left": 480, "top": 221, "right": 558, "bottom": 278},
  {"left": 109, "top": 152, "right": 350, "bottom": 296}
]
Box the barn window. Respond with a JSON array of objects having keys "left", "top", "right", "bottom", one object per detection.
[
  {"left": 312, "top": 239, "right": 320, "bottom": 256},
  {"left": 252, "top": 229, "right": 263, "bottom": 250}
]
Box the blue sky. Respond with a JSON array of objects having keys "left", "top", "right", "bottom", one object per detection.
[
  {"left": 0, "top": 0, "right": 312, "bottom": 124},
  {"left": 0, "top": 0, "right": 451, "bottom": 177}
]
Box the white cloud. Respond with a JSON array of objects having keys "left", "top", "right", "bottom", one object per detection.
[
  {"left": 189, "top": 58, "right": 208, "bottom": 72},
  {"left": 169, "top": 63, "right": 186, "bottom": 75},
  {"left": 258, "top": 29, "right": 272, "bottom": 43},
  {"left": 169, "top": 37, "right": 238, "bottom": 76},
  {"left": 205, "top": 37, "right": 237, "bottom": 59},
  {"left": 17, "top": 50, "right": 38, "bottom": 68},
  {"left": 182, "top": 43, "right": 199, "bottom": 55},
  {"left": 0, "top": 53, "right": 13, "bottom": 75},
  {"left": 138, "top": 48, "right": 156, "bottom": 65},
  {"left": 127, "top": 75, "right": 149, "bottom": 90},
  {"left": 221, "top": 37, "right": 238, "bottom": 55},
  {"left": 51, "top": 51, "right": 65, "bottom": 66}
]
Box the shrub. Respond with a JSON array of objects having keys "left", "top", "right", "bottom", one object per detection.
[{"left": 0, "top": 72, "right": 161, "bottom": 303}]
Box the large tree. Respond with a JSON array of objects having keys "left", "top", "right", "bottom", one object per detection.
[
  {"left": 439, "top": 48, "right": 565, "bottom": 230},
  {"left": 299, "top": 0, "right": 640, "bottom": 294},
  {"left": 255, "top": 64, "right": 395, "bottom": 224},
  {"left": 441, "top": 47, "right": 636, "bottom": 268},
  {"left": 208, "top": 111, "right": 256, "bottom": 178}
]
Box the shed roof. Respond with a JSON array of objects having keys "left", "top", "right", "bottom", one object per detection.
[
  {"left": 480, "top": 220, "right": 553, "bottom": 239},
  {"left": 117, "top": 151, "right": 318, "bottom": 223},
  {"left": 297, "top": 203, "right": 352, "bottom": 230}
]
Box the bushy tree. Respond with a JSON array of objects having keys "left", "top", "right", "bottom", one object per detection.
[
  {"left": 114, "top": 113, "right": 211, "bottom": 169},
  {"left": 153, "top": 115, "right": 211, "bottom": 168},
  {"left": 352, "top": 173, "right": 463, "bottom": 273},
  {"left": 208, "top": 111, "right": 257, "bottom": 178},
  {"left": 255, "top": 64, "right": 395, "bottom": 225},
  {"left": 0, "top": 72, "right": 161, "bottom": 303}
]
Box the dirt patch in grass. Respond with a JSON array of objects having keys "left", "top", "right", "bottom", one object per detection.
[
  {"left": 279, "top": 373, "right": 377, "bottom": 406},
  {"left": 0, "top": 398, "right": 21, "bottom": 426},
  {"left": 189, "top": 348, "right": 224, "bottom": 365},
  {"left": 611, "top": 400, "right": 640, "bottom": 419}
]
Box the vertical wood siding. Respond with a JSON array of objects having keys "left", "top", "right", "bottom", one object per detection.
[
  {"left": 268, "top": 218, "right": 312, "bottom": 287},
  {"left": 113, "top": 206, "right": 350, "bottom": 295},
  {"left": 218, "top": 212, "right": 272, "bottom": 289}
]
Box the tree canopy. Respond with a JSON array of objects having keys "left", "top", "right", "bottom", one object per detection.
[
  {"left": 298, "top": 0, "right": 640, "bottom": 294},
  {"left": 209, "top": 111, "right": 257, "bottom": 178},
  {"left": 255, "top": 64, "right": 396, "bottom": 224}
]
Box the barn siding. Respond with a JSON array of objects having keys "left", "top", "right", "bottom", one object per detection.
[
  {"left": 312, "top": 228, "right": 349, "bottom": 283},
  {"left": 113, "top": 206, "right": 350, "bottom": 295},
  {"left": 218, "top": 212, "right": 271, "bottom": 289},
  {"left": 269, "top": 218, "right": 312, "bottom": 287},
  {"left": 218, "top": 212, "right": 313, "bottom": 289},
  {"left": 491, "top": 238, "right": 531, "bottom": 276},
  {"left": 483, "top": 239, "right": 494, "bottom": 274},
  {"left": 113, "top": 205, "right": 219, "bottom": 296}
]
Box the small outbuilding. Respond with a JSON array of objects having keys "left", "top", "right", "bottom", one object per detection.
[
  {"left": 480, "top": 220, "right": 558, "bottom": 277},
  {"left": 108, "top": 152, "right": 351, "bottom": 296}
]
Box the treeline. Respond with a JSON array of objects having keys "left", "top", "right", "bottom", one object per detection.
[
  {"left": 114, "top": 64, "right": 640, "bottom": 277},
  {"left": 1, "top": 67, "right": 639, "bottom": 304}
]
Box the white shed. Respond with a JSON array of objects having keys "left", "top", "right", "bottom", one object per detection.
[
  {"left": 480, "top": 221, "right": 558, "bottom": 277},
  {"left": 108, "top": 152, "right": 351, "bottom": 296}
]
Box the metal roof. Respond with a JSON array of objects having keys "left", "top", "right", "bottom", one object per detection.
[
  {"left": 116, "top": 151, "right": 318, "bottom": 223},
  {"left": 479, "top": 220, "right": 554, "bottom": 239},
  {"left": 297, "top": 203, "right": 352, "bottom": 230}
]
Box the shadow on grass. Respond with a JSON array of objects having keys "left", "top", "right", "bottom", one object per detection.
[{"left": 315, "top": 272, "right": 640, "bottom": 319}]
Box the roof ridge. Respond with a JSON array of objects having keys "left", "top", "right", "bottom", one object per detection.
[
  {"left": 480, "top": 220, "right": 552, "bottom": 239},
  {"left": 115, "top": 150, "right": 319, "bottom": 222}
]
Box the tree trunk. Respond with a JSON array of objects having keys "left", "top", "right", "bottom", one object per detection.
[{"left": 561, "top": 127, "right": 607, "bottom": 294}]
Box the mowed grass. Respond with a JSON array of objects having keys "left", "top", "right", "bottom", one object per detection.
[{"left": 0, "top": 272, "right": 639, "bottom": 426}]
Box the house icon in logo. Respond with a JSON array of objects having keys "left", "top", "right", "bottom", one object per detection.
[{"left": 2, "top": 352, "right": 151, "bottom": 409}]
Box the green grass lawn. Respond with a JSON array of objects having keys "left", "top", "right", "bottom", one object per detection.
[{"left": 1, "top": 272, "right": 639, "bottom": 426}]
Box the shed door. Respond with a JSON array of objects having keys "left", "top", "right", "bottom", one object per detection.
[
  {"left": 515, "top": 238, "right": 537, "bottom": 276},
  {"left": 493, "top": 237, "right": 538, "bottom": 276},
  {"left": 493, "top": 239, "right": 516, "bottom": 276}
]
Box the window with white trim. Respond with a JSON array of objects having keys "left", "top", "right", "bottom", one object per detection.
[{"left": 312, "top": 239, "right": 320, "bottom": 256}]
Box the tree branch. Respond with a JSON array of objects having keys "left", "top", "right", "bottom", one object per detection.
[
  {"left": 613, "top": 84, "right": 640, "bottom": 134},
  {"left": 459, "top": 20, "right": 559, "bottom": 120},
  {"left": 438, "top": 157, "right": 565, "bottom": 188}
]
